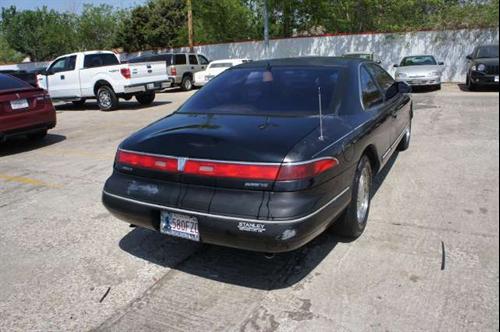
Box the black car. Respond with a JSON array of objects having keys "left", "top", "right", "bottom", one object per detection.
[
  {"left": 102, "top": 57, "right": 413, "bottom": 253},
  {"left": 466, "top": 44, "right": 499, "bottom": 91},
  {"left": 0, "top": 70, "right": 38, "bottom": 87}
]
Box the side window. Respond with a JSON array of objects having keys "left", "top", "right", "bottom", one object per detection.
[
  {"left": 198, "top": 55, "right": 209, "bottom": 65},
  {"left": 67, "top": 55, "right": 77, "bottom": 71},
  {"left": 174, "top": 54, "right": 187, "bottom": 65},
  {"left": 367, "top": 64, "right": 395, "bottom": 93},
  {"left": 84, "top": 54, "right": 119, "bottom": 68},
  {"left": 50, "top": 57, "right": 68, "bottom": 73},
  {"left": 189, "top": 55, "right": 198, "bottom": 65},
  {"left": 360, "top": 66, "right": 384, "bottom": 109}
]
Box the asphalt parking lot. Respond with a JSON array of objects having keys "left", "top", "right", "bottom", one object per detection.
[{"left": 0, "top": 84, "right": 498, "bottom": 331}]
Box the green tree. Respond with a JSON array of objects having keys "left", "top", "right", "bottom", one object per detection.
[
  {"left": 1, "top": 6, "right": 78, "bottom": 61},
  {"left": 115, "top": 0, "right": 186, "bottom": 52},
  {"left": 0, "top": 32, "right": 24, "bottom": 64},
  {"left": 78, "top": 4, "right": 124, "bottom": 51}
]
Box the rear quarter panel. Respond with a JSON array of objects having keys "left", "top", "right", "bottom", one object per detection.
[{"left": 79, "top": 65, "right": 126, "bottom": 96}]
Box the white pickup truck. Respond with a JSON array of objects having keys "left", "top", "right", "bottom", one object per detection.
[{"left": 37, "top": 51, "right": 171, "bottom": 111}]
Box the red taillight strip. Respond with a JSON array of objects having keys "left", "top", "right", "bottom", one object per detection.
[
  {"left": 116, "top": 149, "right": 339, "bottom": 181},
  {"left": 184, "top": 160, "right": 281, "bottom": 181},
  {"left": 277, "top": 158, "right": 339, "bottom": 181},
  {"left": 117, "top": 150, "right": 178, "bottom": 173}
]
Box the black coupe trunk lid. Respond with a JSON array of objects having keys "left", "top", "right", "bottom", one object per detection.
[{"left": 120, "top": 113, "right": 318, "bottom": 163}]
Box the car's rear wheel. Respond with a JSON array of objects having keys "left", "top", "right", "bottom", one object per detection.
[
  {"left": 181, "top": 76, "right": 193, "bottom": 91},
  {"left": 97, "top": 86, "right": 118, "bottom": 111},
  {"left": 27, "top": 130, "right": 47, "bottom": 141},
  {"left": 136, "top": 92, "right": 156, "bottom": 105},
  {"left": 333, "top": 156, "right": 372, "bottom": 238}
]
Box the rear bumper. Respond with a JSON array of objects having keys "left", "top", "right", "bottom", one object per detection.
[
  {"left": 102, "top": 172, "right": 352, "bottom": 253},
  {"left": 0, "top": 107, "right": 56, "bottom": 141},
  {"left": 470, "top": 71, "right": 499, "bottom": 86},
  {"left": 102, "top": 188, "right": 350, "bottom": 253},
  {"left": 123, "top": 80, "right": 172, "bottom": 94}
]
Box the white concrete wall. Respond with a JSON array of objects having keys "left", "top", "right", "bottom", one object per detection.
[{"left": 176, "top": 28, "right": 499, "bottom": 82}]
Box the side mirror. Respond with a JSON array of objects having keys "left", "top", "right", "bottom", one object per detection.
[
  {"left": 466, "top": 55, "right": 472, "bottom": 60},
  {"left": 393, "top": 64, "right": 399, "bottom": 68},
  {"left": 439, "top": 62, "right": 445, "bottom": 66},
  {"left": 397, "top": 81, "right": 412, "bottom": 94}
]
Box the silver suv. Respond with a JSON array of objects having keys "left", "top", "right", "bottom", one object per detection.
[{"left": 128, "top": 53, "right": 210, "bottom": 91}]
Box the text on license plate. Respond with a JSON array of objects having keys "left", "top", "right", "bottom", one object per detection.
[
  {"left": 160, "top": 212, "right": 199, "bottom": 242},
  {"left": 10, "top": 99, "right": 29, "bottom": 110}
]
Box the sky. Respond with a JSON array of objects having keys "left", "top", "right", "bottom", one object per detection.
[{"left": 0, "top": 0, "right": 147, "bottom": 12}]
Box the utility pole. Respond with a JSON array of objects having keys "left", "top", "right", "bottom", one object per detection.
[
  {"left": 187, "top": 0, "right": 194, "bottom": 52},
  {"left": 263, "top": 0, "right": 270, "bottom": 58}
]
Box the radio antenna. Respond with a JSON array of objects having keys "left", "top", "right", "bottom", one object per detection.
[{"left": 318, "top": 86, "right": 325, "bottom": 141}]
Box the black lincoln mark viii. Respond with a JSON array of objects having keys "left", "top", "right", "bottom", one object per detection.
[{"left": 102, "top": 57, "right": 413, "bottom": 253}]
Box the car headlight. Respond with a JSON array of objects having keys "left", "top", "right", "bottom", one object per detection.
[
  {"left": 396, "top": 72, "right": 407, "bottom": 78},
  {"left": 475, "top": 64, "right": 487, "bottom": 72},
  {"left": 429, "top": 71, "right": 441, "bottom": 77}
]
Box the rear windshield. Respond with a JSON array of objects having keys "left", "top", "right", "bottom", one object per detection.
[
  {"left": 0, "top": 74, "right": 31, "bottom": 91},
  {"left": 476, "top": 46, "right": 499, "bottom": 59},
  {"left": 400, "top": 56, "right": 437, "bottom": 66},
  {"left": 179, "top": 66, "right": 343, "bottom": 115}
]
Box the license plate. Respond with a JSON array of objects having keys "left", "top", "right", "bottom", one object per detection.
[
  {"left": 147, "top": 83, "right": 156, "bottom": 90},
  {"left": 495, "top": 76, "right": 499, "bottom": 83},
  {"left": 160, "top": 212, "right": 199, "bottom": 242},
  {"left": 10, "top": 99, "right": 29, "bottom": 110}
]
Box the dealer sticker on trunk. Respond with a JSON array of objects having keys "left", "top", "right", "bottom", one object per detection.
[{"left": 238, "top": 222, "right": 266, "bottom": 233}]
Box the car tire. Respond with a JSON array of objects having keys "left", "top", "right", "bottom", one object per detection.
[
  {"left": 96, "top": 86, "right": 118, "bottom": 111},
  {"left": 181, "top": 76, "right": 193, "bottom": 91},
  {"left": 27, "top": 130, "right": 47, "bottom": 141},
  {"left": 397, "top": 122, "right": 412, "bottom": 152},
  {"left": 72, "top": 99, "right": 86, "bottom": 107},
  {"left": 467, "top": 75, "right": 477, "bottom": 92},
  {"left": 135, "top": 92, "right": 156, "bottom": 105},
  {"left": 332, "top": 156, "right": 372, "bottom": 239}
]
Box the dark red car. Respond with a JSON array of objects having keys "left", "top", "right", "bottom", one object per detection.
[{"left": 0, "top": 74, "right": 56, "bottom": 142}]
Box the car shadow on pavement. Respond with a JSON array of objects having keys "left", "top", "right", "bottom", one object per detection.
[
  {"left": 372, "top": 150, "right": 399, "bottom": 198},
  {"left": 457, "top": 83, "right": 499, "bottom": 93},
  {"left": 118, "top": 152, "right": 399, "bottom": 290},
  {"left": 55, "top": 101, "right": 172, "bottom": 112},
  {"left": 0, "top": 134, "right": 66, "bottom": 157},
  {"left": 410, "top": 86, "right": 441, "bottom": 93},
  {"left": 119, "top": 225, "right": 353, "bottom": 290}
]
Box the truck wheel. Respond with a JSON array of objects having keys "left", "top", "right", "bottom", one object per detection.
[
  {"left": 136, "top": 92, "right": 156, "bottom": 105},
  {"left": 181, "top": 76, "right": 193, "bottom": 91},
  {"left": 97, "top": 86, "right": 118, "bottom": 111},
  {"left": 72, "top": 99, "right": 86, "bottom": 107},
  {"left": 332, "top": 156, "right": 372, "bottom": 239}
]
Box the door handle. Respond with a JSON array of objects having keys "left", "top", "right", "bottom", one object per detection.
[{"left": 60, "top": 75, "right": 65, "bottom": 80}]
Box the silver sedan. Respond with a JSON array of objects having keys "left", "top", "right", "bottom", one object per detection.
[{"left": 394, "top": 55, "right": 445, "bottom": 89}]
